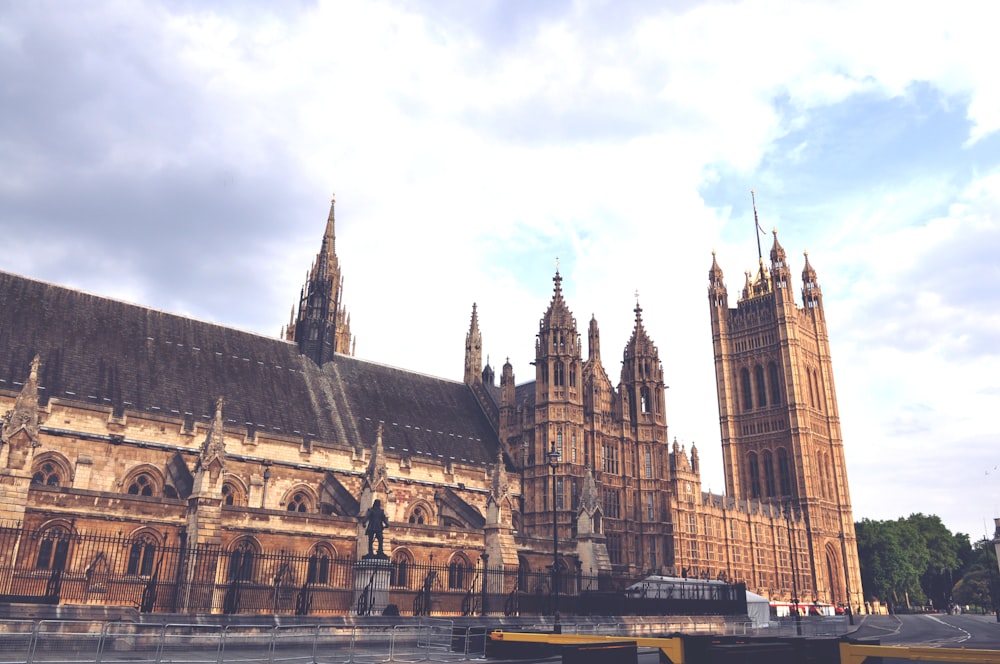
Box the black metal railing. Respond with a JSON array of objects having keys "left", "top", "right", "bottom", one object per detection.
[{"left": 0, "top": 523, "right": 746, "bottom": 617}]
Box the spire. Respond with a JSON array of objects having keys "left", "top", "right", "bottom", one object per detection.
[
  {"left": 290, "top": 194, "right": 354, "bottom": 365},
  {"left": 464, "top": 303, "right": 483, "bottom": 385},
  {"left": 490, "top": 449, "right": 509, "bottom": 502},
  {"left": 802, "top": 250, "right": 823, "bottom": 310},
  {"left": 708, "top": 250, "right": 728, "bottom": 308},
  {"left": 364, "top": 422, "right": 389, "bottom": 494},
  {"left": 198, "top": 397, "right": 227, "bottom": 474},
  {"left": 578, "top": 465, "right": 601, "bottom": 514},
  {"left": 1, "top": 355, "right": 41, "bottom": 448},
  {"left": 587, "top": 315, "right": 601, "bottom": 363},
  {"left": 769, "top": 228, "right": 787, "bottom": 265}
]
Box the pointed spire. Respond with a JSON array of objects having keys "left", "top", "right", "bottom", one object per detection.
[
  {"left": 464, "top": 303, "right": 483, "bottom": 385},
  {"left": 490, "top": 449, "right": 509, "bottom": 501},
  {"left": 578, "top": 466, "right": 601, "bottom": 514},
  {"left": 802, "top": 250, "right": 818, "bottom": 283},
  {"left": 769, "top": 228, "right": 786, "bottom": 265},
  {"left": 587, "top": 315, "right": 601, "bottom": 363},
  {"left": 2, "top": 355, "right": 41, "bottom": 447},
  {"left": 364, "top": 421, "right": 389, "bottom": 492},
  {"left": 198, "top": 397, "right": 227, "bottom": 473},
  {"left": 553, "top": 257, "right": 563, "bottom": 297},
  {"left": 709, "top": 250, "right": 725, "bottom": 283}
]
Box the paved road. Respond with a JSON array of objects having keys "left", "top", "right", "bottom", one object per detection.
[{"left": 849, "top": 613, "right": 1000, "bottom": 650}]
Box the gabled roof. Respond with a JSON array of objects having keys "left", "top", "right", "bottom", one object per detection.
[{"left": 0, "top": 271, "right": 501, "bottom": 467}]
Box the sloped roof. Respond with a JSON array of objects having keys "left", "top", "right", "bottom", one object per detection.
[{"left": 0, "top": 271, "right": 501, "bottom": 467}]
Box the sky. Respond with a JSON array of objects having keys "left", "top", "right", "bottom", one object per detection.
[{"left": 1, "top": 1, "right": 998, "bottom": 541}]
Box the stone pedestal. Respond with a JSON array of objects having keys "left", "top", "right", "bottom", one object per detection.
[{"left": 354, "top": 555, "right": 392, "bottom": 616}]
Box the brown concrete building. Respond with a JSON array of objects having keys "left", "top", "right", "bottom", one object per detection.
[{"left": 0, "top": 196, "right": 862, "bottom": 614}]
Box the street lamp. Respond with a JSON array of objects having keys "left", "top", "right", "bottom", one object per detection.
[
  {"left": 784, "top": 502, "right": 802, "bottom": 636},
  {"left": 839, "top": 531, "right": 855, "bottom": 625},
  {"left": 547, "top": 442, "right": 561, "bottom": 625}
]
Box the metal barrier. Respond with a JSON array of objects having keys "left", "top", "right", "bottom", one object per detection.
[{"left": 0, "top": 619, "right": 35, "bottom": 664}]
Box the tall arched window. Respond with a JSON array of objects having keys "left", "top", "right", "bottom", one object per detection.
[
  {"left": 762, "top": 451, "right": 776, "bottom": 497},
  {"left": 755, "top": 365, "right": 767, "bottom": 408},
  {"left": 778, "top": 448, "right": 792, "bottom": 496},
  {"left": 307, "top": 544, "right": 335, "bottom": 585},
  {"left": 36, "top": 526, "right": 71, "bottom": 570},
  {"left": 228, "top": 540, "right": 257, "bottom": 583},
  {"left": 640, "top": 386, "right": 652, "bottom": 414},
  {"left": 391, "top": 551, "right": 412, "bottom": 588},
  {"left": 747, "top": 453, "right": 761, "bottom": 498},
  {"left": 740, "top": 368, "right": 753, "bottom": 411},
  {"left": 768, "top": 362, "right": 782, "bottom": 405},
  {"left": 448, "top": 555, "right": 470, "bottom": 589},
  {"left": 127, "top": 532, "right": 158, "bottom": 576}
]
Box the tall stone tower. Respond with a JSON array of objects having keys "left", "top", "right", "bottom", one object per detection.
[
  {"left": 708, "top": 229, "right": 863, "bottom": 611},
  {"left": 285, "top": 195, "right": 354, "bottom": 365},
  {"left": 526, "top": 268, "right": 585, "bottom": 572},
  {"left": 617, "top": 299, "right": 671, "bottom": 572}
]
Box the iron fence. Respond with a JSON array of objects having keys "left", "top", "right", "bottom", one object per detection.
[{"left": 0, "top": 524, "right": 746, "bottom": 617}]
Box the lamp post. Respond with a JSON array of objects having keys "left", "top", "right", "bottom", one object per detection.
[
  {"left": 839, "top": 531, "right": 855, "bottom": 625},
  {"left": 785, "top": 502, "right": 802, "bottom": 636},
  {"left": 547, "top": 442, "right": 561, "bottom": 626},
  {"left": 990, "top": 518, "right": 1000, "bottom": 623}
]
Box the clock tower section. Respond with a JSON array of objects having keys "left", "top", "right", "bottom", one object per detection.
[{"left": 708, "top": 230, "right": 863, "bottom": 611}]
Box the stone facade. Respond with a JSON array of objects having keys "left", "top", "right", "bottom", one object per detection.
[{"left": 0, "top": 196, "right": 862, "bottom": 613}]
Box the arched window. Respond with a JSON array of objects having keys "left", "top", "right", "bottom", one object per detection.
[
  {"left": 768, "top": 362, "right": 782, "bottom": 405},
  {"left": 778, "top": 448, "right": 792, "bottom": 496},
  {"left": 448, "top": 555, "right": 471, "bottom": 589},
  {"left": 517, "top": 556, "right": 530, "bottom": 592},
  {"left": 813, "top": 370, "right": 824, "bottom": 411},
  {"left": 307, "top": 544, "right": 335, "bottom": 585},
  {"left": 762, "top": 451, "right": 776, "bottom": 497},
  {"left": 569, "top": 364, "right": 576, "bottom": 388},
  {"left": 283, "top": 487, "right": 316, "bottom": 513},
  {"left": 409, "top": 506, "right": 427, "bottom": 525},
  {"left": 640, "top": 386, "right": 652, "bottom": 414},
  {"left": 31, "top": 461, "right": 63, "bottom": 487},
  {"left": 554, "top": 361, "right": 565, "bottom": 387},
  {"left": 807, "top": 368, "right": 815, "bottom": 407},
  {"left": 391, "top": 551, "right": 412, "bottom": 588},
  {"left": 740, "top": 368, "right": 753, "bottom": 411},
  {"left": 35, "top": 526, "right": 71, "bottom": 571},
  {"left": 747, "top": 453, "right": 761, "bottom": 499},
  {"left": 126, "top": 532, "right": 158, "bottom": 577},
  {"left": 128, "top": 473, "right": 155, "bottom": 496},
  {"left": 222, "top": 479, "right": 247, "bottom": 507},
  {"left": 755, "top": 365, "right": 767, "bottom": 408},
  {"left": 227, "top": 540, "right": 258, "bottom": 583}
]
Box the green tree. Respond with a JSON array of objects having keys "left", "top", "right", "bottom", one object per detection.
[
  {"left": 856, "top": 517, "right": 926, "bottom": 609},
  {"left": 952, "top": 538, "right": 997, "bottom": 613},
  {"left": 907, "top": 513, "right": 963, "bottom": 610}
]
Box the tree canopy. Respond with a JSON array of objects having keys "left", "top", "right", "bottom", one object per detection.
[{"left": 856, "top": 513, "right": 987, "bottom": 612}]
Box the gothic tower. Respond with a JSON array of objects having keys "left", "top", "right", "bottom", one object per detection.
[
  {"left": 618, "top": 298, "right": 671, "bottom": 571},
  {"left": 526, "top": 267, "right": 585, "bottom": 574},
  {"left": 285, "top": 195, "right": 354, "bottom": 365},
  {"left": 708, "top": 228, "right": 862, "bottom": 610}
]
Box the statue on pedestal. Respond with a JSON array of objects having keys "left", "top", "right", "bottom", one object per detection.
[{"left": 362, "top": 498, "right": 389, "bottom": 557}]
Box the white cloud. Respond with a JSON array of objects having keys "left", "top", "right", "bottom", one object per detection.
[{"left": 1, "top": 0, "right": 998, "bottom": 539}]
